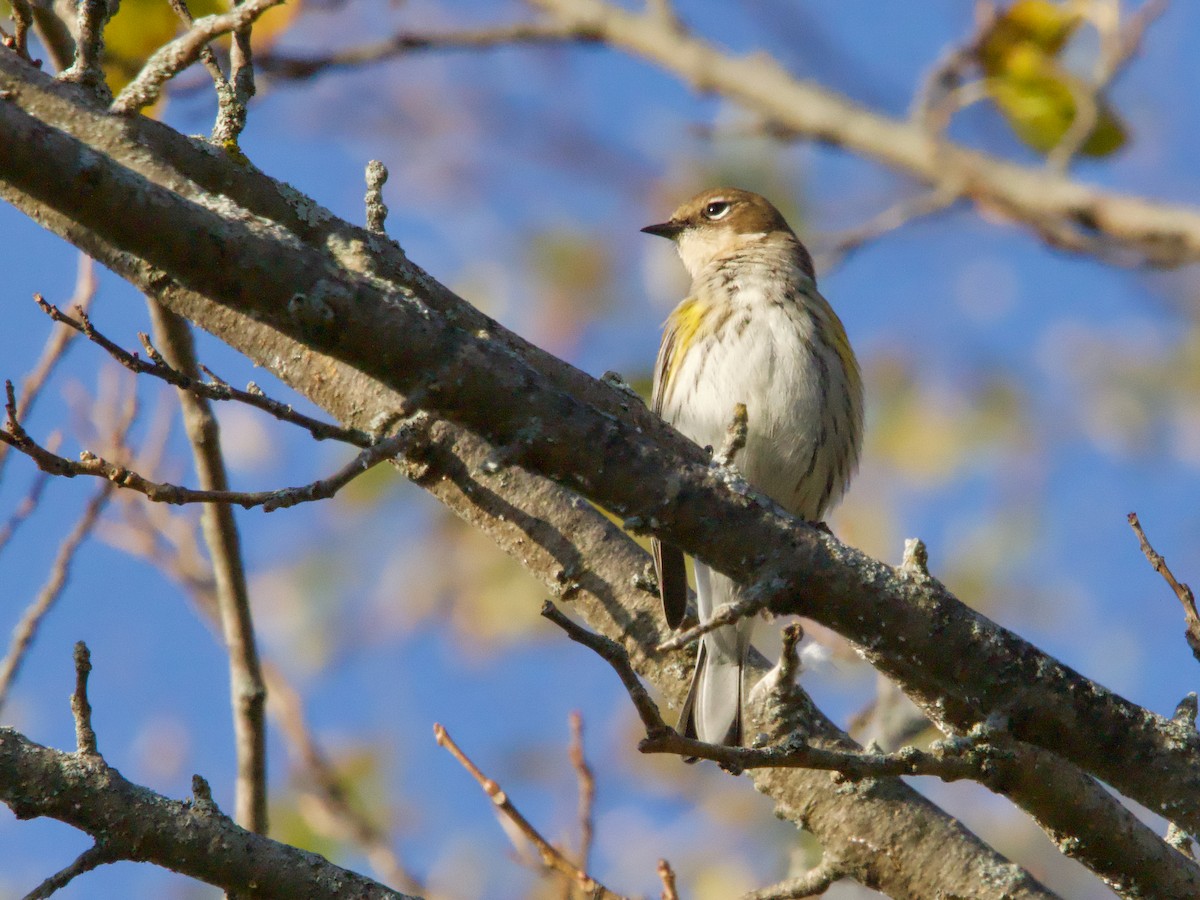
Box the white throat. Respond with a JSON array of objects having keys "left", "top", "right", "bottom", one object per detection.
[{"left": 675, "top": 229, "right": 768, "bottom": 280}]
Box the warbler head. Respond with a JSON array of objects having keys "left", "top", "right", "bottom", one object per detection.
[{"left": 642, "top": 187, "right": 812, "bottom": 280}]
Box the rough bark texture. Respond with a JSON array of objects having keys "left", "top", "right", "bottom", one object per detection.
[{"left": 0, "top": 729, "right": 411, "bottom": 899}]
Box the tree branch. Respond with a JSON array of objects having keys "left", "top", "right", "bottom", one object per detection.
[
  {"left": 32, "top": 295, "right": 369, "bottom": 447},
  {"left": 526, "top": 0, "right": 1199, "bottom": 266},
  {"left": 1129, "top": 511, "right": 1200, "bottom": 664},
  {"left": 0, "top": 481, "right": 112, "bottom": 716},
  {"left": 0, "top": 724, "right": 413, "bottom": 898},
  {"left": 255, "top": 20, "right": 588, "bottom": 80},
  {"left": 145, "top": 302, "right": 268, "bottom": 833},
  {"left": 434, "top": 723, "right": 626, "bottom": 899},
  {"left": 0, "top": 382, "right": 415, "bottom": 510}
]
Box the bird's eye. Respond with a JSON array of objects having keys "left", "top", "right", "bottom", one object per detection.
[{"left": 703, "top": 201, "right": 731, "bottom": 220}]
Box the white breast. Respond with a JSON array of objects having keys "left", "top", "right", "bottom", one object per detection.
[{"left": 660, "top": 267, "right": 856, "bottom": 521}]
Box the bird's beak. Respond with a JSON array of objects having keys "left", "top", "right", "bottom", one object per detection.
[{"left": 641, "top": 219, "right": 684, "bottom": 239}]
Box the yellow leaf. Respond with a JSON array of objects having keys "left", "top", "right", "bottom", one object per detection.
[
  {"left": 987, "top": 58, "right": 1126, "bottom": 156},
  {"left": 102, "top": 0, "right": 301, "bottom": 99},
  {"left": 978, "top": 0, "right": 1081, "bottom": 74}
]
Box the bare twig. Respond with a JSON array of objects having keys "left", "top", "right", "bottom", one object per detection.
[
  {"left": 166, "top": 0, "right": 234, "bottom": 122},
  {"left": 33, "top": 297, "right": 370, "bottom": 447},
  {"left": 146, "top": 302, "right": 268, "bottom": 833},
  {"left": 711, "top": 402, "right": 747, "bottom": 468},
  {"left": 1128, "top": 512, "right": 1200, "bottom": 664},
  {"left": 817, "top": 188, "right": 957, "bottom": 271},
  {"left": 365, "top": 160, "right": 389, "bottom": 234},
  {"left": 215, "top": 0, "right": 258, "bottom": 146},
  {"left": 0, "top": 263, "right": 95, "bottom": 478},
  {"left": 70, "top": 641, "right": 98, "bottom": 755},
  {"left": 256, "top": 21, "right": 585, "bottom": 80},
  {"left": 434, "top": 722, "right": 629, "bottom": 900},
  {"left": 748, "top": 622, "right": 804, "bottom": 710},
  {"left": 0, "top": 441, "right": 57, "bottom": 560},
  {"left": 657, "top": 859, "right": 678, "bottom": 900},
  {"left": 567, "top": 712, "right": 595, "bottom": 877},
  {"left": 111, "top": 0, "right": 285, "bottom": 114},
  {"left": 540, "top": 602, "right": 667, "bottom": 736},
  {"left": 0, "top": 393, "right": 421, "bottom": 510},
  {"left": 654, "top": 582, "right": 774, "bottom": 653},
  {"left": 21, "top": 841, "right": 115, "bottom": 900},
  {"left": 4, "top": 0, "right": 34, "bottom": 62},
  {"left": 545, "top": 600, "right": 998, "bottom": 781},
  {"left": 266, "top": 666, "right": 425, "bottom": 894},
  {"left": 58, "top": 0, "right": 114, "bottom": 100},
  {"left": 741, "top": 856, "right": 844, "bottom": 900},
  {"left": 910, "top": 3, "right": 999, "bottom": 131},
  {"left": 0, "top": 484, "right": 113, "bottom": 716}
]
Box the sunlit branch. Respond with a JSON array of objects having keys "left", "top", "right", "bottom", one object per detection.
[
  {"left": 0, "top": 646, "right": 414, "bottom": 899},
  {"left": 111, "top": 0, "right": 284, "bottom": 114},
  {"left": 434, "top": 723, "right": 629, "bottom": 900},
  {"left": 146, "top": 301, "right": 268, "bottom": 834},
  {"left": 0, "top": 382, "right": 423, "bottom": 512},
  {"left": 34, "top": 296, "right": 370, "bottom": 447},
  {"left": 1129, "top": 511, "right": 1200, "bottom": 664},
  {"left": 256, "top": 20, "right": 586, "bottom": 80}
]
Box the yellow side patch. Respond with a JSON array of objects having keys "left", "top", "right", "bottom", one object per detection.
[{"left": 662, "top": 297, "right": 710, "bottom": 387}]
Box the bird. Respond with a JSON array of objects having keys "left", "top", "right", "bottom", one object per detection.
[{"left": 643, "top": 187, "right": 863, "bottom": 747}]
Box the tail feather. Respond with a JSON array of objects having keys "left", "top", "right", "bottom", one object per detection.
[{"left": 678, "top": 563, "right": 753, "bottom": 748}]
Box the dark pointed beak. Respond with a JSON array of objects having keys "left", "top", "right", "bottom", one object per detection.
[{"left": 641, "top": 220, "right": 683, "bottom": 239}]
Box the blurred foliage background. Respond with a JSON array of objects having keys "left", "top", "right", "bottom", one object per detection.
[{"left": 3, "top": 0, "right": 1200, "bottom": 898}]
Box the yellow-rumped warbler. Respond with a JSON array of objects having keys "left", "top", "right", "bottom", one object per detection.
[{"left": 643, "top": 188, "right": 863, "bottom": 747}]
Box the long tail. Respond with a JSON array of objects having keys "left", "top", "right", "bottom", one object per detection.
[{"left": 677, "top": 563, "right": 754, "bottom": 747}]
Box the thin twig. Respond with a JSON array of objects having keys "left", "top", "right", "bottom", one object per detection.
[
  {"left": 1047, "top": 0, "right": 1169, "bottom": 171},
  {"left": 1128, "top": 512, "right": 1200, "bottom": 664},
  {"left": 0, "top": 262, "right": 96, "bottom": 478},
  {"left": 58, "top": 0, "right": 114, "bottom": 100},
  {"left": 657, "top": 859, "right": 678, "bottom": 900},
  {"left": 365, "top": 160, "right": 389, "bottom": 234},
  {"left": 0, "top": 394, "right": 421, "bottom": 511},
  {"left": 711, "top": 402, "right": 747, "bottom": 468},
  {"left": 434, "top": 722, "right": 629, "bottom": 900},
  {"left": 71, "top": 641, "right": 98, "bottom": 756},
  {"left": 146, "top": 301, "right": 268, "bottom": 834},
  {"left": 567, "top": 712, "right": 595, "bottom": 877},
  {"left": 33, "top": 296, "right": 370, "bottom": 447},
  {"left": 817, "top": 188, "right": 957, "bottom": 272},
  {"left": 910, "top": 2, "right": 999, "bottom": 131},
  {"left": 0, "top": 456, "right": 55, "bottom": 560},
  {"left": 654, "top": 582, "right": 775, "bottom": 653},
  {"left": 544, "top": 600, "right": 1005, "bottom": 780},
  {"left": 4, "top": 0, "right": 34, "bottom": 62},
  {"left": 166, "top": 0, "right": 232, "bottom": 104},
  {"left": 214, "top": 0, "right": 258, "bottom": 146},
  {"left": 256, "top": 21, "right": 585, "bottom": 80},
  {"left": 0, "top": 484, "right": 113, "bottom": 716},
  {"left": 741, "top": 856, "right": 844, "bottom": 900},
  {"left": 266, "top": 666, "right": 426, "bottom": 894},
  {"left": 541, "top": 602, "right": 667, "bottom": 736},
  {"left": 21, "top": 841, "right": 114, "bottom": 900},
  {"left": 111, "top": 0, "right": 285, "bottom": 114}
]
